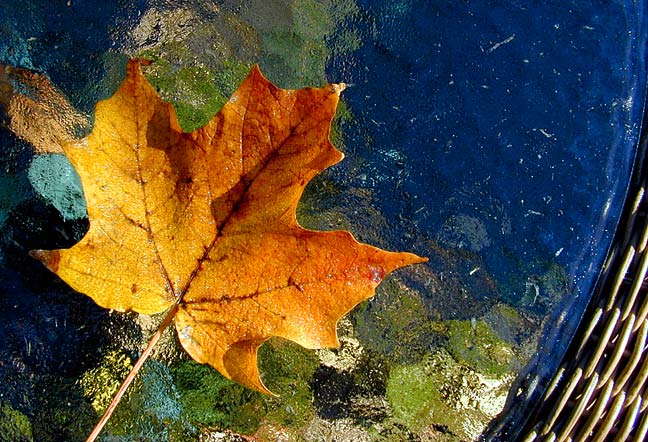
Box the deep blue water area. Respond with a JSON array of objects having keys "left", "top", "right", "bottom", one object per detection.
[{"left": 330, "top": 1, "right": 645, "bottom": 306}]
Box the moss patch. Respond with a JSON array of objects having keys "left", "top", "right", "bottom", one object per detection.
[
  {"left": 330, "top": 98, "right": 354, "bottom": 150},
  {"left": 172, "top": 338, "right": 319, "bottom": 435},
  {"left": 141, "top": 56, "right": 244, "bottom": 132},
  {"left": 385, "top": 349, "right": 510, "bottom": 441},
  {"left": 353, "top": 278, "right": 445, "bottom": 364},
  {"left": 445, "top": 319, "right": 514, "bottom": 377},
  {"left": 258, "top": 0, "right": 338, "bottom": 87},
  {"left": 106, "top": 360, "right": 197, "bottom": 441},
  {"left": 259, "top": 338, "right": 320, "bottom": 428},
  {"left": 172, "top": 360, "right": 259, "bottom": 434},
  {"left": 0, "top": 403, "right": 33, "bottom": 442},
  {"left": 78, "top": 349, "right": 133, "bottom": 414}
]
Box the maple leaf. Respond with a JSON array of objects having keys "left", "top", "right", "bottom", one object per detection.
[{"left": 31, "top": 59, "right": 426, "bottom": 395}]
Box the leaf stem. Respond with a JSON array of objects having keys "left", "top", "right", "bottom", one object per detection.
[{"left": 86, "top": 303, "right": 179, "bottom": 442}]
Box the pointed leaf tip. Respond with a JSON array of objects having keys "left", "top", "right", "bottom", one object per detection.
[
  {"left": 408, "top": 253, "right": 429, "bottom": 265},
  {"left": 127, "top": 58, "right": 152, "bottom": 71},
  {"left": 332, "top": 83, "right": 346, "bottom": 94},
  {"left": 29, "top": 249, "right": 61, "bottom": 273}
]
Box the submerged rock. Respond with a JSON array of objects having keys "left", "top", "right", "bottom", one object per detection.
[
  {"left": 27, "top": 154, "right": 86, "bottom": 221},
  {"left": 437, "top": 214, "right": 492, "bottom": 253},
  {"left": 385, "top": 348, "right": 513, "bottom": 442}
]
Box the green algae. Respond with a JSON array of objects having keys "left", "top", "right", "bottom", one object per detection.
[
  {"left": 140, "top": 55, "right": 239, "bottom": 133},
  {"left": 171, "top": 338, "right": 319, "bottom": 436},
  {"left": 213, "top": 60, "right": 254, "bottom": 98},
  {"left": 258, "top": 338, "right": 320, "bottom": 428},
  {"left": 353, "top": 278, "right": 445, "bottom": 364},
  {"left": 330, "top": 98, "right": 354, "bottom": 150},
  {"left": 78, "top": 349, "right": 133, "bottom": 414},
  {"left": 351, "top": 296, "right": 518, "bottom": 440},
  {"left": 385, "top": 351, "right": 466, "bottom": 437},
  {"left": 172, "top": 359, "right": 260, "bottom": 433},
  {"left": 293, "top": 0, "right": 335, "bottom": 39},
  {"left": 0, "top": 403, "right": 34, "bottom": 442},
  {"left": 379, "top": 316, "right": 519, "bottom": 440},
  {"left": 259, "top": 0, "right": 357, "bottom": 87},
  {"left": 260, "top": 28, "right": 329, "bottom": 87},
  {"left": 445, "top": 319, "right": 514, "bottom": 377},
  {"left": 385, "top": 349, "right": 511, "bottom": 441}
]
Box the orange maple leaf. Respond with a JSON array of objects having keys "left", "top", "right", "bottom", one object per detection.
[{"left": 31, "top": 60, "right": 426, "bottom": 396}]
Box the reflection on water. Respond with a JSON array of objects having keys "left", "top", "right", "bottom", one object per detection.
[{"left": 0, "top": 0, "right": 645, "bottom": 440}]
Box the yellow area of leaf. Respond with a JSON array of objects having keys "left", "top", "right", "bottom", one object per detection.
[
  {"left": 0, "top": 63, "right": 88, "bottom": 153},
  {"left": 31, "top": 59, "right": 426, "bottom": 393}
]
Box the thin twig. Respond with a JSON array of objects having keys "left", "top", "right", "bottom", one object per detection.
[{"left": 86, "top": 303, "right": 179, "bottom": 442}]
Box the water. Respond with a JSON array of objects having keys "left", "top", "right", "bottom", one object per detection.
[
  {"left": 0, "top": 1, "right": 646, "bottom": 440},
  {"left": 326, "top": 0, "right": 647, "bottom": 436}
]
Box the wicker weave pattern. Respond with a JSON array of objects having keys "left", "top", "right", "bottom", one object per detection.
[{"left": 521, "top": 163, "right": 648, "bottom": 441}]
